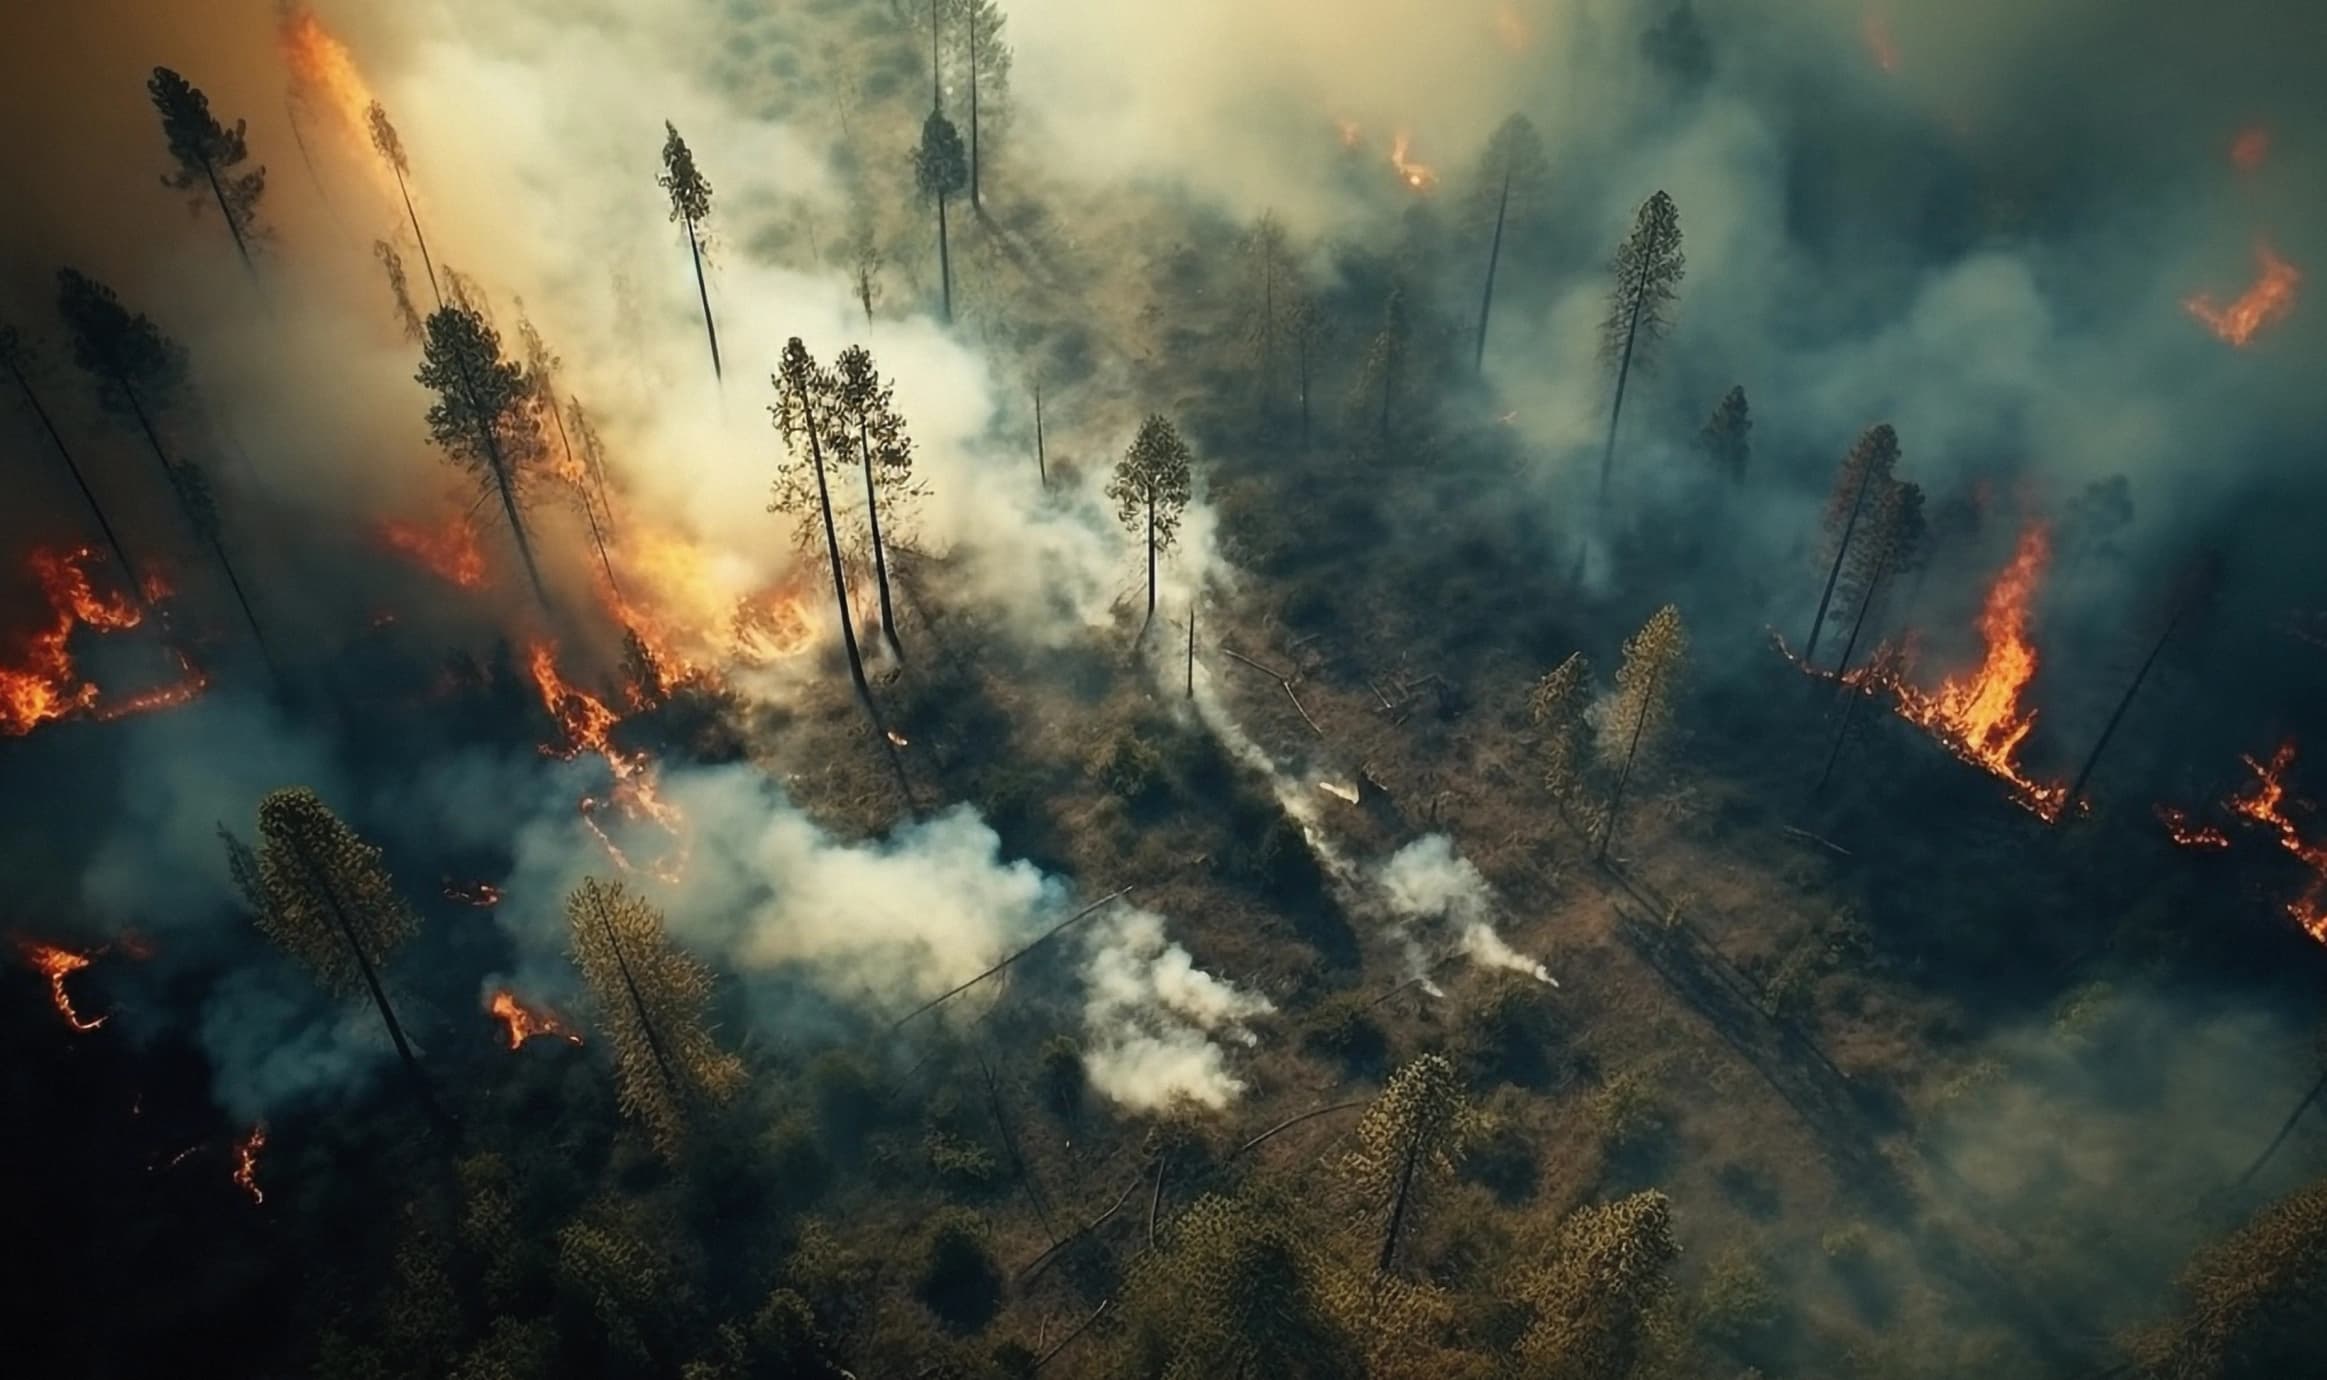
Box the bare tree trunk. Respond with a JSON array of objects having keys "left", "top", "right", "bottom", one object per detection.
[
  {"left": 1474, "top": 167, "right": 1511, "bottom": 373},
  {"left": 284, "top": 98, "right": 338, "bottom": 221},
  {"left": 684, "top": 214, "right": 721, "bottom": 381},
  {"left": 1816, "top": 678, "right": 1871, "bottom": 797},
  {"left": 1377, "top": 1133, "right": 1424, "bottom": 1274},
  {"left": 205, "top": 532, "right": 289, "bottom": 697},
  {"left": 196, "top": 155, "right": 255, "bottom": 275},
  {"left": 1297, "top": 332, "right": 1311, "bottom": 450},
  {"left": 2231, "top": 1066, "right": 2327, "bottom": 1190},
  {"left": 1597, "top": 661, "right": 1661, "bottom": 862},
  {"left": 549, "top": 400, "right": 621, "bottom": 599},
  {"left": 392, "top": 165, "right": 441, "bottom": 308},
  {"left": 1142, "top": 493, "right": 1157, "bottom": 636},
  {"left": 1033, "top": 381, "right": 1047, "bottom": 487},
  {"left": 1805, "top": 464, "right": 1877, "bottom": 665},
  {"left": 2063, "top": 585, "right": 2198, "bottom": 812},
  {"left": 1598, "top": 282, "right": 1646, "bottom": 506},
  {"left": 8, "top": 358, "right": 148, "bottom": 606},
  {"left": 589, "top": 886, "right": 684, "bottom": 1099},
  {"left": 1186, "top": 601, "right": 1195, "bottom": 697},
  {"left": 936, "top": 193, "right": 953, "bottom": 324},
  {"left": 857, "top": 412, "right": 905, "bottom": 661},
  {"left": 1829, "top": 554, "right": 1892, "bottom": 694},
  {"left": 286, "top": 833, "right": 452, "bottom": 1136},
  {"left": 968, "top": 10, "right": 982, "bottom": 209}
]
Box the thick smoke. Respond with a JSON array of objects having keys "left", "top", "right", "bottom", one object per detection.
[{"left": 1373, "top": 833, "right": 1555, "bottom": 989}]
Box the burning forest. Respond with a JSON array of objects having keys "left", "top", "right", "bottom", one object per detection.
[{"left": 5, "top": 1, "right": 2327, "bottom": 1378}]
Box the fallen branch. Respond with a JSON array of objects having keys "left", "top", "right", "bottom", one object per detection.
[
  {"left": 891, "top": 888, "right": 1132, "bottom": 1031},
  {"left": 1231, "top": 1098, "right": 1369, "bottom": 1159},
  {"left": 1019, "top": 1171, "right": 1145, "bottom": 1282},
  {"left": 1033, "top": 1299, "right": 1110, "bottom": 1371},
  {"left": 1282, "top": 680, "right": 1325, "bottom": 738},
  {"left": 1780, "top": 825, "right": 1853, "bottom": 857},
  {"left": 1220, "top": 645, "right": 1291, "bottom": 681}
]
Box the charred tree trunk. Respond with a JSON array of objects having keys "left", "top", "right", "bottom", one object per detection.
[
  {"left": 857, "top": 412, "right": 904, "bottom": 662},
  {"left": 1816, "top": 678, "right": 1873, "bottom": 797},
  {"left": 549, "top": 399, "right": 621, "bottom": 600},
  {"left": 2231, "top": 1065, "right": 2327, "bottom": 1190},
  {"left": 286, "top": 833, "right": 452, "bottom": 1136},
  {"left": 2063, "top": 587, "right": 2198, "bottom": 812},
  {"left": 1186, "top": 601, "right": 1195, "bottom": 698},
  {"left": 8, "top": 357, "right": 148, "bottom": 605},
  {"left": 684, "top": 214, "right": 721, "bottom": 382},
  {"left": 1377, "top": 1131, "right": 1425, "bottom": 1274},
  {"left": 284, "top": 99, "right": 338, "bottom": 220},
  {"left": 968, "top": 12, "right": 982, "bottom": 209},
  {"left": 935, "top": 192, "right": 954, "bottom": 324},
  {"left": 1829, "top": 552, "right": 1892, "bottom": 696},
  {"left": 205, "top": 532, "right": 288, "bottom": 697},
  {"left": 589, "top": 886, "right": 684, "bottom": 1100},
  {"left": 1805, "top": 464, "right": 1877, "bottom": 665},
  {"left": 1473, "top": 167, "right": 1511, "bottom": 373},
  {"left": 392, "top": 165, "right": 441, "bottom": 307},
  {"left": 1142, "top": 492, "right": 1158, "bottom": 636},
  {"left": 1033, "top": 381, "right": 1047, "bottom": 487},
  {"left": 1597, "top": 661, "right": 1660, "bottom": 863},
  {"left": 196, "top": 154, "right": 255, "bottom": 274},
  {"left": 1598, "top": 282, "right": 1646, "bottom": 506}
]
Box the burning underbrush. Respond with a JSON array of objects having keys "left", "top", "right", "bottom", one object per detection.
[{"left": 1, "top": 547, "right": 206, "bottom": 738}]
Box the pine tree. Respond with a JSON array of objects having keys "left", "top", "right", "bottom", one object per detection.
[
  {"left": 1107, "top": 414, "right": 1194, "bottom": 636},
  {"left": 1697, "top": 384, "right": 1751, "bottom": 483},
  {"left": 1341, "top": 1053, "right": 1477, "bottom": 1274},
  {"left": 515, "top": 305, "right": 618, "bottom": 598},
  {"left": 1467, "top": 113, "right": 1549, "bottom": 372},
  {"left": 374, "top": 241, "right": 425, "bottom": 342},
  {"left": 55, "top": 268, "right": 188, "bottom": 497},
  {"left": 1347, "top": 281, "right": 1412, "bottom": 450},
  {"left": 1112, "top": 1191, "right": 1361, "bottom": 1379},
  {"left": 1598, "top": 191, "right": 1686, "bottom": 503},
  {"left": 1804, "top": 424, "right": 1899, "bottom": 664},
  {"left": 1529, "top": 652, "right": 1593, "bottom": 803},
  {"left": 416, "top": 305, "right": 554, "bottom": 613},
  {"left": 366, "top": 101, "right": 440, "bottom": 308},
  {"left": 829, "top": 345, "right": 920, "bottom": 662},
  {"left": 955, "top": 0, "right": 1011, "bottom": 208},
  {"left": 914, "top": 112, "right": 970, "bottom": 323},
  {"left": 1237, "top": 212, "right": 1295, "bottom": 413},
  {"left": 227, "top": 789, "right": 450, "bottom": 1132},
  {"left": 564, "top": 877, "right": 744, "bottom": 1155},
  {"left": 1596, "top": 605, "right": 1687, "bottom": 862},
  {"left": 567, "top": 397, "right": 620, "bottom": 540},
  {"left": 771, "top": 340, "right": 874, "bottom": 709},
  {"left": 1829, "top": 476, "right": 1924, "bottom": 687},
  {"left": 167, "top": 458, "right": 287, "bottom": 693},
  {"left": 1516, "top": 1190, "right": 1681, "bottom": 1379},
  {"left": 149, "top": 68, "right": 266, "bottom": 270},
  {"left": 1, "top": 323, "right": 149, "bottom": 605},
  {"left": 2131, "top": 1173, "right": 2327, "bottom": 1379},
  {"left": 658, "top": 122, "right": 722, "bottom": 381},
  {"left": 1285, "top": 292, "right": 1327, "bottom": 452}
]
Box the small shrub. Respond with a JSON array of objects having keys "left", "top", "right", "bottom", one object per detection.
[
  {"left": 1093, "top": 730, "right": 1171, "bottom": 808},
  {"left": 1696, "top": 1252, "right": 1783, "bottom": 1354},
  {"left": 1592, "top": 1068, "right": 1670, "bottom": 1154},
  {"left": 916, "top": 1209, "right": 1004, "bottom": 1334},
  {"left": 926, "top": 1130, "right": 1006, "bottom": 1196},
  {"left": 1821, "top": 1222, "right": 1873, "bottom": 1264},
  {"left": 1300, "top": 991, "right": 1389, "bottom": 1074},
  {"left": 1037, "top": 1036, "right": 1086, "bottom": 1119}
]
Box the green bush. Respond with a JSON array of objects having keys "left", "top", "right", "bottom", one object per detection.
[
  {"left": 1093, "top": 730, "right": 1172, "bottom": 808},
  {"left": 916, "top": 1209, "right": 1004, "bottom": 1334},
  {"left": 1299, "top": 992, "right": 1388, "bottom": 1074},
  {"left": 1696, "top": 1252, "right": 1783, "bottom": 1354},
  {"left": 926, "top": 1130, "right": 1006, "bottom": 1196},
  {"left": 1592, "top": 1068, "right": 1670, "bottom": 1155}
]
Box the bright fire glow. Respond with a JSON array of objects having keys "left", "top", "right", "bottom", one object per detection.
[
  {"left": 488, "top": 989, "right": 583, "bottom": 1050},
  {"left": 2155, "top": 805, "right": 2231, "bottom": 850},
  {"left": 443, "top": 880, "right": 504, "bottom": 908},
  {"left": 1389, "top": 132, "right": 1437, "bottom": 192},
  {"left": 2226, "top": 742, "right": 2327, "bottom": 942},
  {"left": 1889, "top": 523, "right": 2070, "bottom": 819},
  {"left": 2185, "top": 242, "right": 2301, "bottom": 347},
  {"left": 2230, "top": 125, "right": 2270, "bottom": 172},
  {"left": 527, "top": 642, "right": 689, "bottom": 879},
  {"left": 16, "top": 939, "right": 108, "bottom": 1031},
  {"left": 376, "top": 514, "right": 487, "bottom": 589},
  {"left": 2, "top": 547, "right": 203, "bottom": 737},
  {"left": 232, "top": 1124, "right": 267, "bottom": 1205}
]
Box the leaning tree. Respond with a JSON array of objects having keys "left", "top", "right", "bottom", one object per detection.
[
  {"left": 1598, "top": 190, "right": 1686, "bottom": 503},
  {"left": 415, "top": 304, "right": 554, "bottom": 613},
  {"left": 657, "top": 122, "right": 722, "bottom": 382},
  {"left": 149, "top": 67, "right": 267, "bottom": 271}
]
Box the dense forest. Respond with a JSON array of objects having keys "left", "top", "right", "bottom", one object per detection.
[{"left": 4, "top": 2, "right": 2325, "bottom": 1377}]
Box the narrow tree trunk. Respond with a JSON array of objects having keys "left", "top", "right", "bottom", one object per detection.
[
  {"left": 929, "top": 0, "right": 942, "bottom": 113},
  {"left": 206, "top": 533, "right": 289, "bottom": 696},
  {"left": 1142, "top": 493, "right": 1158, "bottom": 635},
  {"left": 936, "top": 193, "right": 953, "bottom": 324},
  {"left": 858, "top": 412, "right": 905, "bottom": 662},
  {"left": 684, "top": 215, "right": 722, "bottom": 381},
  {"left": 1598, "top": 282, "right": 1646, "bottom": 506},
  {"left": 1597, "top": 662, "right": 1661, "bottom": 862},
  {"left": 1816, "top": 677, "right": 1871, "bottom": 797},
  {"left": 1474, "top": 167, "right": 1511, "bottom": 373},
  {"left": 1186, "top": 601, "right": 1195, "bottom": 698},
  {"left": 8, "top": 359, "right": 147, "bottom": 605},
  {"left": 392, "top": 165, "right": 441, "bottom": 308},
  {"left": 1377, "top": 1133, "right": 1425, "bottom": 1274},
  {"left": 196, "top": 155, "right": 255, "bottom": 274},
  {"left": 119, "top": 379, "right": 181, "bottom": 497},
  {"left": 2063, "top": 590, "right": 2195, "bottom": 813},
  {"left": 968, "top": 13, "right": 982, "bottom": 209},
  {"left": 589, "top": 887, "right": 684, "bottom": 1100},
  {"left": 2231, "top": 1065, "right": 2327, "bottom": 1190},
  {"left": 448, "top": 351, "right": 554, "bottom": 615},
  {"left": 284, "top": 98, "right": 338, "bottom": 220},
  {"left": 570, "top": 394, "right": 619, "bottom": 535},
  {"left": 1829, "top": 555, "right": 1891, "bottom": 696},
  {"left": 1033, "top": 381, "right": 1047, "bottom": 487},
  {"left": 287, "top": 833, "right": 452, "bottom": 1135},
  {"left": 1805, "top": 464, "right": 1877, "bottom": 665},
  {"left": 549, "top": 399, "right": 621, "bottom": 599}
]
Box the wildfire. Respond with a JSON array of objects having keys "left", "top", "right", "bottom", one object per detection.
[
  {"left": 488, "top": 988, "right": 583, "bottom": 1050},
  {"left": 1892, "top": 523, "right": 2069, "bottom": 819},
  {"left": 279, "top": 5, "right": 379, "bottom": 146},
  {"left": 730, "top": 588, "right": 817, "bottom": 662},
  {"left": 376, "top": 513, "right": 488, "bottom": 589},
  {"left": 2230, "top": 125, "right": 2270, "bottom": 173},
  {"left": 2220, "top": 743, "right": 2327, "bottom": 943},
  {"left": 2185, "top": 242, "right": 2301, "bottom": 347},
  {"left": 1389, "top": 132, "right": 1438, "bottom": 192},
  {"left": 2155, "top": 805, "right": 2231, "bottom": 850},
  {"left": 2, "top": 547, "right": 201, "bottom": 737},
  {"left": 443, "top": 880, "right": 504, "bottom": 908},
  {"left": 232, "top": 1124, "right": 267, "bottom": 1205},
  {"left": 1862, "top": 11, "right": 1901, "bottom": 74},
  {"left": 16, "top": 939, "right": 108, "bottom": 1032},
  {"left": 528, "top": 642, "right": 689, "bottom": 879}
]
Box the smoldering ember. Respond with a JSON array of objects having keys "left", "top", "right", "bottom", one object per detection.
[{"left": 3, "top": 1, "right": 2324, "bottom": 1376}]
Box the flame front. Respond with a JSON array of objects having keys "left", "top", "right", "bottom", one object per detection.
[
  {"left": 2185, "top": 242, "right": 2301, "bottom": 347},
  {"left": 1891, "top": 523, "right": 2070, "bottom": 819},
  {"left": 2, "top": 547, "right": 200, "bottom": 737},
  {"left": 2225, "top": 742, "right": 2327, "bottom": 941},
  {"left": 2156, "top": 805, "right": 2231, "bottom": 850},
  {"left": 1389, "top": 132, "right": 1437, "bottom": 192},
  {"left": 376, "top": 514, "right": 488, "bottom": 589},
  {"left": 488, "top": 989, "right": 583, "bottom": 1049},
  {"left": 17, "top": 939, "right": 107, "bottom": 1032},
  {"left": 232, "top": 1124, "right": 267, "bottom": 1205},
  {"left": 528, "top": 642, "right": 689, "bottom": 879}
]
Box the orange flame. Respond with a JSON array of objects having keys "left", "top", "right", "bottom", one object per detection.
[
  {"left": 232, "top": 1124, "right": 267, "bottom": 1205},
  {"left": 443, "top": 880, "right": 504, "bottom": 908},
  {"left": 527, "top": 642, "right": 689, "bottom": 879},
  {"left": 16, "top": 939, "right": 107, "bottom": 1032},
  {"left": 1892, "top": 523, "right": 2070, "bottom": 819},
  {"left": 2224, "top": 742, "right": 2327, "bottom": 943},
  {"left": 376, "top": 514, "right": 487, "bottom": 589},
  {"left": 2185, "top": 242, "right": 2301, "bottom": 347},
  {"left": 2, "top": 547, "right": 201, "bottom": 737},
  {"left": 279, "top": 5, "right": 377, "bottom": 143},
  {"left": 2229, "top": 126, "right": 2270, "bottom": 173},
  {"left": 1862, "top": 11, "right": 1901, "bottom": 74},
  {"left": 1389, "top": 132, "right": 1437, "bottom": 192},
  {"left": 2155, "top": 805, "right": 2231, "bottom": 850},
  {"left": 488, "top": 989, "right": 583, "bottom": 1050}
]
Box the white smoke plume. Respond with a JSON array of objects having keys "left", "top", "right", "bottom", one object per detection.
[{"left": 1374, "top": 833, "right": 1555, "bottom": 989}]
